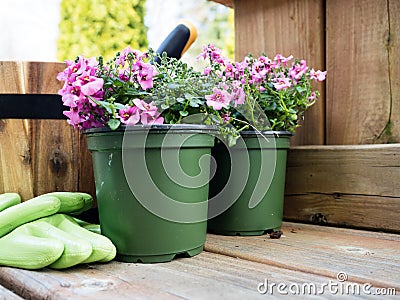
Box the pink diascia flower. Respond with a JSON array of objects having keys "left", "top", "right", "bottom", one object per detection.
[
  {"left": 272, "top": 54, "right": 293, "bottom": 68},
  {"left": 273, "top": 76, "right": 292, "bottom": 90},
  {"left": 205, "top": 87, "right": 231, "bottom": 110},
  {"left": 76, "top": 73, "right": 104, "bottom": 96},
  {"left": 137, "top": 64, "right": 158, "bottom": 90},
  {"left": 115, "top": 46, "right": 146, "bottom": 67},
  {"left": 231, "top": 82, "right": 245, "bottom": 107},
  {"left": 119, "top": 105, "right": 140, "bottom": 125},
  {"left": 289, "top": 60, "right": 308, "bottom": 81},
  {"left": 309, "top": 69, "right": 327, "bottom": 82},
  {"left": 221, "top": 112, "right": 231, "bottom": 123},
  {"left": 132, "top": 98, "right": 164, "bottom": 125},
  {"left": 308, "top": 92, "right": 317, "bottom": 103}
]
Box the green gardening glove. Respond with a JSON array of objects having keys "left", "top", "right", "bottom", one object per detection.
[{"left": 0, "top": 192, "right": 116, "bottom": 270}]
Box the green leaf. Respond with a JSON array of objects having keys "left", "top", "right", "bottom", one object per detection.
[
  {"left": 179, "top": 110, "right": 189, "bottom": 117},
  {"left": 161, "top": 103, "right": 169, "bottom": 110},
  {"left": 108, "top": 119, "right": 121, "bottom": 130}
]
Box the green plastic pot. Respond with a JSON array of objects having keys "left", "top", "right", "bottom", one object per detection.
[
  {"left": 84, "top": 124, "right": 216, "bottom": 263},
  {"left": 208, "top": 131, "right": 292, "bottom": 236}
]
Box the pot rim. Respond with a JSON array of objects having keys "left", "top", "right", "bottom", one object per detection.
[
  {"left": 240, "top": 130, "right": 293, "bottom": 138},
  {"left": 83, "top": 124, "right": 219, "bottom": 135}
]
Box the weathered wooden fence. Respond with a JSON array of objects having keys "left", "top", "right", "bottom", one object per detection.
[
  {"left": 213, "top": 0, "right": 400, "bottom": 232},
  {"left": 0, "top": 61, "right": 95, "bottom": 200}
]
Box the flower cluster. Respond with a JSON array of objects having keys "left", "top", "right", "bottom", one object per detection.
[
  {"left": 57, "top": 44, "right": 326, "bottom": 144},
  {"left": 57, "top": 47, "right": 225, "bottom": 131},
  {"left": 57, "top": 47, "right": 166, "bottom": 129},
  {"left": 197, "top": 44, "right": 327, "bottom": 132}
]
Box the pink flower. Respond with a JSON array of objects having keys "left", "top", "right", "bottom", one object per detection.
[
  {"left": 221, "top": 112, "right": 231, "bottom": 122},
  {"left": 119, "top": 106, "right": 140, "bottom": 125},
  {"left": 205, "top": 87, "right": 231, "bottom": 110},
  {"left": 64, "top": 108, "right": 83, "bottom": 128},
  {"left": 132, "top": 98, "right": 164, "bottom": 125},
  {"left": 224, "top": 63, "right": 235, "bottom": 78},
  {"left": 273, "top": 77, "right": 292, "bottom": 90},
  {"left": 289, "top": 60, "right": 308, "bottom": 81},
  {"left": 309, "top": 69, "right": 327, "bottom": 82},
  {"left": 78, "top": 75, "right": 104, "bottom": 96},
  {"left": 115, "top": 46, "right": 134, "bottom": 67},
  {"left": 133, "top": 99, "right": 157, "bottom": 116},
  {"left": 203, "top": 67, "right": 211, "bottom": 75},
  {"left": 308, "top": 92, "right": 317, "bottom": 103},
  {"left": 137, "top": 67, "right": 157, "bottom": 90},
  {"left": 231, "top": 85, "right": 245, "bottom": 107},
  {"left": 141, "top": 112, "right": 164, "bottom": 125},
  {"left": 272, "top": 54, "right": 293, "bottom": 68}
]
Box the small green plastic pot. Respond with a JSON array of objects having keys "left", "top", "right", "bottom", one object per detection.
[
  {"left": 208, "top": 131, "right": 291, "bottom": 236},
  {"left": 84, "top": 124, "right": 216, "bottom": 263}
]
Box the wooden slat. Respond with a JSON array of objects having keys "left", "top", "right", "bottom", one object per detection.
[
  {"left": 0, "top": 251, "right": 372, "bottom": 299},
  {"left": 0, "top": 61, "right": 24, "bottom": 93},
  {"left": 326, "top": 0, "right": 394, "bottom": 144},
  {"left": 0, "top": 284, "right": 23, "bottom": 300},
  {"left": 77, "top": 132, "right": 96, "bottom": 200},
  {"left": 284, "top": 145, "right": 400, "bottom": 232},
  {"left": 31, "top": 120, "right": 79, "bottom": 196},
  {"left": 0, "top": 224, "right": 396, "bottom": 299},
  {"left": 0, "top": 119, "right": 34, "bottom": 200},
  {"left": 210, "top": 0, "right": 233, "bottom": 8},
  {"left": 388, "top": 0, "right": 400, "bottom": 142},
  {"left": 205, "top": 223, "right": 400, "bottom": 290},
  {"left": 234, "top": 0, "right": 325, "bottom": 146},
  {"left": 22, "top": 62, "right": 64, "bottom": 94}
]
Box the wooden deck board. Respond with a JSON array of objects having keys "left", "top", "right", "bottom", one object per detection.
[
  {"left": 0, "top": 223, "right": 398, "bottom": 299},
  {"left": 205, "top": 223, "right": 400, "bottom": 289},
  {"left": 0, "top": 284, "right": 23, "bottom": 300}
]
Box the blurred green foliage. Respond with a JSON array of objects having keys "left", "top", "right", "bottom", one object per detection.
[{"left": 57, "top": 0, "right": 148, "bottom": 61}]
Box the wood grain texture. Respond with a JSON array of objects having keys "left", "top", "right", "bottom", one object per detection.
[
  {"left": 234, "top": 0, "right": 325, "bottom": 146},
  {"left": 77, "top": 133, "right": 96, "bottom": 200},
  {"left": 31, "top": 120, "right": 79, "bottom": 196},
  {"left": 0, "top": 223, "right": 397, "bottom": 299},
  {"left": 386, "top": 0, "right": 400, "bottom": 142},
  {"left": 0, "top": 61, "right": 24, "bottom": 93},
  {"left": 0, "top": 284, "right": 23, "bottom": 300},
  {"left": 205, "top": 223, "right": 400, "bottom": 290},
  {"left": 22, "top": 62, "right": 64, "bottom": 94},
  {"left": 326, "top": 0, "right": 395, "bottom": 144},
  {"left": 0, "top": 251, "right": 374, "bottom": 299},
  {"left": 284, "top": 145, "right": 400, "bottom": 232},
  {"left": 0, "top": 119, "right": 34, "bottom": 200}
]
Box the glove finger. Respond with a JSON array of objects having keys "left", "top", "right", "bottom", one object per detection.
[
  {"left": 0, "top": 193, "right": 21, "bottom": 212},
  {"left": 0, "top": 223, "right": 64, "bottom": 270},
  {"left": 42, "top": 214, "right": 116, "bottom": 264},
  {"left": 0, "top": 195, "right": 60, "bottom": 238},
  {"left": 72, "top": 217, "right": 102, "bottom": 234},
  {"left": 41, "top": 192, "right": 94, "bottom": 215},
  {"left": 30, "top": 218, "right": 93, "bottom": 269}
]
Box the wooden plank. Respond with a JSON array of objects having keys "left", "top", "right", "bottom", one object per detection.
[
  {"left": 31, "top": 120, "right": 79, "bottom": 196},
  {"left": 0, "top": 61, "right": 24, "bottom": 93},
  {"left": 0, "top": 251, "right": 374, "bottom": 299},
  {"left": 77, "top": 131, "right": 96, "bottom": 200},
  {"left": 326, "top": 0, "right": 394, "bottom": 144},
  {"left": 234, "top": 0, "right": 325, "bottom": 146},
  {"left": 205, "top": 223, "right": 400, "bottom": 290},
  {"left": 22, "top": 62, "right": 64, "bottom": 94},
  {"left": 210, "top": 0, "right": 233, "bottom": 8},
  {"left": 387, "top": 0, "right": 400, "bottom": 142},
  {"left": 0, "top": 284, "right": 23, "bottom": 300},
  {"left": 284, "top": 145, "right": 400, "bottom": 232},
  {"left": 0, "top": 119, "right": 34, "bottom": 200}
]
